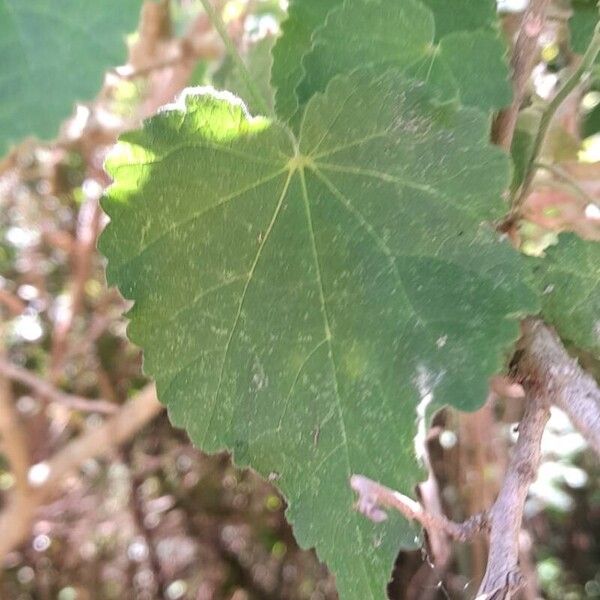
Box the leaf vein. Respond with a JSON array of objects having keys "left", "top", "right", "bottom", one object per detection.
[
  {"left": 115, "top": 167, "right": 287, "bottom": 275},
  {"left": 200, "top": 169, "right": 295, "bottom": 446},
  {"left": 299, "top": 167, "right": 375, "bottom": 599}
]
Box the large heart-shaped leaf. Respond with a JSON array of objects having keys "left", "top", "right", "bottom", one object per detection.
[
  {"left": 100, "top": 70, "right": 538, "bottom": 599},
  {"left": 297, "top": 0, "right": 511, "bottom": 115},
  {"left": 0, "top": 0, "right": 142, "bottom": 155}
]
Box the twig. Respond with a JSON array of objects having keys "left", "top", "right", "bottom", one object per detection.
[
  {"left": 534, "top": 161, "right": 597, "bottom": 205},
  {"left": 0, "top": 384, "right": 163, "bottom": 563},
  {"left": 0, "top": 288, "right": 26, "bottom": 316},
  {"left": 518, "top": 318, "right": 600, "bottom": 456},
  {"left": 124, "top": 443, "right": 168, "bottom": 600},
  {"left": 458, "top": 401, "right": 507, "bottom": 584},
  {"left": 0, "top": 368, "right": 31, "bottom": 497},
  {"left": 476, "top": 393, "right": 550, "bottom": 598},
  {"left": 114, "top": 54, "right": 190, "bottom": 79},
  {"left": 42, "top": 384, "right": 163, "bottom": 491},
  {"left": 418, "top": 450, "right": 453, "bottom": 567},
  {"left": 0, "top": 357, "right": 118, "bottom": 414},
  {"left": 0, "top": 362, "right": 36, "bottom": 567},
  {"left": 199, "top": 0, "right": 271, "bottom": 116},
  {"left": 350, "top": 475, "right": 486, "bottom": 542},
  {"left": 515, "top": 20, "right": 600, "bottom": 212},
  {"left": 492, "top": 0, "right": 550, "bottom": 151},
  {"left": 113, "top": 30, "right": 221, "bottom": 81},
  {"left": 49, "top": 194, "right": 102, "bottom": 377}
]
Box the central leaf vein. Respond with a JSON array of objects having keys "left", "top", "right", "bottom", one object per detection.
[{"left": 299, "top": 167, "right": 375, "bottom": 597}]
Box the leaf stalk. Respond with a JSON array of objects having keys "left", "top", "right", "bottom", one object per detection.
[
  {"left": 199, "top": 0, "right": 272, "bottom": 117},
  {"left": 513, "top": 18, "right": 600, "bottom": 215},
  {"left": 534, "top": 161, "right": 597, "bottom": 205}
]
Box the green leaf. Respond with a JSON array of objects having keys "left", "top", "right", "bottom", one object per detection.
[
  {"left": 0, "top": 0, "right": 142, "bottom": 155},
  {"left": 570, "top": 0, "right": 598, "bottom": 56},
  {"left": 271, "top": 0, "right": 342, "bottom": 123},
  {"left": 213, "top": 36, "right": 276, "bottom": 116},
  {"left": 583, "top": 100, "right": 600, "bottom": 137},
  {"left": 421, "top": 0, "right": 498, "bottom": 40},
  {"left": 100, "top": 70, "right": 538, "bottom": 599},
  {"left": 296, "top": 0, "right": 511, "bottom": 118},
  {"left": 433, "top": 30, "right": 512, "bottom": 110},
  {"left": 510, "top": 106, "right": 541, "bottom": 191},
  {"left": 296, "top": 0, "right": 434, "bottom": 109},
  {"left": 510, "top": 128, "right": 535, "bottom": 191},
  {"left": 533, "top": 234, "right": 600, "bottom": 355}
]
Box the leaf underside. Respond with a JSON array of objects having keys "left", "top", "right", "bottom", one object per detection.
[
  {"left": 0, "top": 0, "right": 141, "bottom": 155},
  {"left": 100, "top": 69, "right": 538, "bottom": 600}
]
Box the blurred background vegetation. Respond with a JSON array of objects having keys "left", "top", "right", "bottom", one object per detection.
[{"left": 1, "top": 1, "right": 600, "bottom": 598}]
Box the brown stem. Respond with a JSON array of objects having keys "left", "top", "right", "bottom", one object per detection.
[
  {"left": 49, "top": 195, "right": 102, "bottom": 377},
  {"left": 0, "top": 370, "right": 31, "bottom": 496},
  {"left": 492, "top": 0, "right": 550, "bottom": 150},
  {"left": 350, "top": 475, "right": 486, "bottom": 542},
  {"left": 0, "top": 357, "right": 118, "bottom": 414},
  {"left": 0, "top": 365, "right": 36, "bottom": 565},
  {"left": 518, "top": 319, "right": 600, "bottom": 456},
  {"left": 476, "top": 394, "right": 549, "bottom": 598},
  {"left": 0, "top": 288, "right": 26, "bottom": 316},
  {"left": 0, "top": 384, "right": 163, "bottom": 563}
]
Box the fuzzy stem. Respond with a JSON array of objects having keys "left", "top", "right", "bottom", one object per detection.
[
  {"left": 199, "top": 0, "right": 271, "bottom": 116},
  {"left": 515, "top": 20, "right": 600, "bottom": 213}
]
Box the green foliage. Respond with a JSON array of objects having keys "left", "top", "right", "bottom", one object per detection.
[
  {"left": 510, "top": 127, "right": 535, "bottom": 190},
  {"left": 570, "top": 0, "right": 598, "bottom": 55},
  {"left": 0, "top": 0, "right": 142, "bottom": 155},
  {"left": 213, "top": 36, "right": 276, "bottom": 115},
  {"left": 296, "top": 0, "right": 434, "bottom": 110},
  {"left": 533, "top": 234, "right": 600, "bottom": 356},
  {"left": 2, "top": 0, "right": 600, "bottom": 597},
  {"left": 100, "top": 66, "right": 538, "bottom": 598},
  {"left": 510, "top": 106, "right": 541, "bottom": 190},
  {"left": 432, "top": 30, "right": 511, "bottom": 111},
  {"left": 417, "top": 0, "right": 510, "bottom": 111},
  {"left": 289, "top": 0, "right": 510, "bottom": 124},
  {"left": 271, "top": 0, "right": 342, "bottom": 124},
  {"left": 583, "top": 100, "right": 600, "bottom": 138},
  {"left": 421, "top": 0, "right": 498, "bottom": 39}
]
